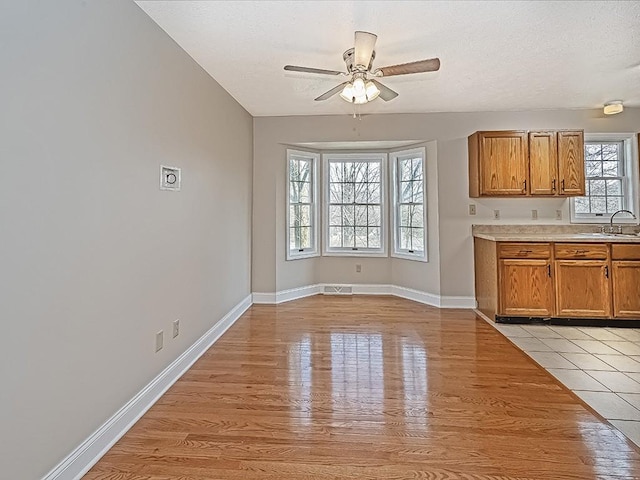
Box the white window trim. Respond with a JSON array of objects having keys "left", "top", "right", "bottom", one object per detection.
[
  {"left": 390, "top": 147, "right": 428, "bottom": 262},
  {"left": 322, "top": 152, "right": 388, "bottom": 257},
  {"left": 570, "top": 133, "right": 639, "bottom": 224},
  {"left": 286, "top": 149, "right": 320, "bottom": 260}
]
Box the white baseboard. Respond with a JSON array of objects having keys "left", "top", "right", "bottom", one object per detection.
[
  {"left": 391, "top": 285, "right": 442, "bottom": 306},
  {"left": 253, "top": 284, "right": 322, "bottom": 304},
  {"left": 43, "top": 294, "right": 252, "bottom": 480},
  {"left": 252, "top": 283, "right": 476, "bottom": 309},
  {"left": 440, "top": 295, "right": 478, "bottom": 309}
]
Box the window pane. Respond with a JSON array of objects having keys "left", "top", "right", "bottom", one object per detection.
[
  {"left": 329, "top": 182, "right": 342, "bottom": 203},
  {"left": 400, "top": 205, "right": 411, "bottom": 227},
  {"left": 295, "top": 205, "right": 311, "bottom": 226},
  {"left": 585, "top": 162, "right": 602, "bottom": 177},
  {"left": 343, "top": 205, "right": 355, "bottom": 226},
  {"left": 602, "top": 144, "right": 619, "bottom": 160},
  {"left": 399, "top": 227, "right": 411, "bottom": 249},
  {"left": 330, "top": 163, "right": 342, "bottom": 182},
  {"left": 574, "top": 197, "right": 590, "bottom": 214},
  {"left": 606, "top": 179, "right": 622, "bottom": 196},
  {"left": 355, "top": 205, "right": 367, "bottom": 226},
  {"left": 367, "top": 227, "right": 381, "bottom": 248},
  {"left": 354, "top": 182, "right": 368, "bottom": 203},
  {"left": 585, "top": 144, "right": 602, "bottom": 160},
  {"left": 607, "top": 197, "right": 623, "bottom": 213},
  {"left": 400, "top": 160, "right": 413, "bottom": 181},
  {"left": 368, "top": 163, "right": 381, "bottom": 182},
  {"left": 343, "top": 227, "right": 355, "bottom": 248},
  {"left": 367, "top": 206, "right": 380, "bottom": 226},
  {"left": 411, "top": 205, "right": 424, "bottom": 228},
  {"left": 329, "top": 205, "right": 342, "bottom": 226},
  {"left": 329, "top": 226, "right": 342, "bottom": 248},
  {"left": 400, "top": 181, "right": 412, "bottom": 203},
  {"left": 602, "top": 161, "right": 620, "bottom": 177},
  {"left": 368, "top": 183, "right": 380, "bottom": 203},
  {"left": 354, "top": 163, "right": 367, "bottom": 183},
  {"left": 355, "top": 227, "right": 368, "bottom": 248},
  {"left": 343, "top": 183, "right": 355, "bottom": 204},
  {"left": 590, "top": 196, "right": 606, "bottom": 213},
  {"left": 412, "top": 180, "right": 424, "bottom": 203},
  {"left": 411, "top": 228, "right": 424, "bottom": 252},
  {"left": 590, "top": 180, "right": 605, "bottom": 196}
]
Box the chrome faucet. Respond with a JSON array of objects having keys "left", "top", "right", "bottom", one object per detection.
[{"left": 609, "top": 209, "right": 636, "bottom": 234}]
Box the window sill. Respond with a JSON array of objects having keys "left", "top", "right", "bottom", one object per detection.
[
  {"left": 286, "top": 251, "right": 320, "bottom": 261},
  {"left": 391, "top": 252, "right": 428, "bottom": 262},
  {"left": 322, "top": 251, "right": 388, "bottom": 258}
]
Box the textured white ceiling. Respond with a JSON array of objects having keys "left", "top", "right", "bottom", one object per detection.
[{"left": 136, "top": 1, "right": 640, "bottom": 117}]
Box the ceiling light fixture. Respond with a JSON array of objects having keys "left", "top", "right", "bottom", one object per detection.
[
  {"left": 339, "top": 73, "right": 380, "bottom": 104},
  {"left": 603, "top": 100, "right": 623, "bottom": 115}
]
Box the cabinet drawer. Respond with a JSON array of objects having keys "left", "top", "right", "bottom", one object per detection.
[
  {"left": 554, "top": 243, "right": 608, "bottom": 259},
  {"left": 612, "top": 244, "right": 640, "bottom": 260},
  {"left": 498, "top": 243, "right": 551, "bottom": 259}
]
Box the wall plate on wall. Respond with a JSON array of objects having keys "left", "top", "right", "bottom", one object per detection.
[{"left": 160, "top": 165, "right": 181, "bottom": 191}]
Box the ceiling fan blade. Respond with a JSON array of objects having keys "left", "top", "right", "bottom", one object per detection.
[
  {"left": 354, "top": 31, "right": 377, "bottom": 69},
  {"left": 370, "top": 80, "right": 398, "bottom": 101},
  {"left": 314, "top": 82, "right": 349, "bottom": 101},
  {"left": 284, "top": 65, "right": 344, "bottom": 76},
  {"left": 376, "top": 58, "right": 440, "bottom": 77}
]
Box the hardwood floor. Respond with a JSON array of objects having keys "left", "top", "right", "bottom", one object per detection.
[{"left": 85, "top": 295, "right": 640, "bottom": 479}]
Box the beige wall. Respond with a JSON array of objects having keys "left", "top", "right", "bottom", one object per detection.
[
  {"left": 0, "top": 2, "right": 252, "bottom": 478},
  {"left": 253, "top": 110, "right": 640, "bottom": 297}
]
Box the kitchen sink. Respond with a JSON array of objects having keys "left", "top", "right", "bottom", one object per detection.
[{"left": 576, "top": 232, "right": 640, "bottom": 238}]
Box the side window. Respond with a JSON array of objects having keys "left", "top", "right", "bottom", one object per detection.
[
  {"left": 391, "top": 148, "right": 427, "bottom": 261},
  {"left": 286, "top": 150, "right": 319, "bottom": 260}
]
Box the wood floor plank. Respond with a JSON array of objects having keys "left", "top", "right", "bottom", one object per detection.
[{"left": 84, "top": 296, "right": 640, "bottom": 479}]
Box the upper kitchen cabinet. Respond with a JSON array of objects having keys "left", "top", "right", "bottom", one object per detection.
[
  {"left": 468, "top": 131, "right": 528, "bottom": 197},
  {"left": 557, "top": 130, "right": 585, "bottom": 195},
  {"left": 529, "top": 131, "right": 558, "bottom": 195},
  {"left": 469, "top": 129, "right": 585, "bottom": 198}
]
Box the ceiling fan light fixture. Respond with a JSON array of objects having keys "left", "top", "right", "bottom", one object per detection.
[
  {"left": 352, "top": 77, "right": 366, "bottom": 96},
  {"left": 603, "top": 100, "right": 623, "bottom": 115},
  {"left": 339, "top": 82, "right": 355, "bottom": 102},
  {"left": 365, "top": 81, "right": 380, "bottom": 101}
]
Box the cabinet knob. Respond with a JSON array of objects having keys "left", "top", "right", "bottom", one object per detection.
[
  {"left": 552, "top": 179, "right": 557, "bottom": 192},
  {"left": 561, "top": 179, "right": 565, "bottom": 192},
  {"left": 522, "top": 179, "right": 527, "bottom": 192},
  {"left": 605, "top": 265, "right": 609, "bottom": 278}
]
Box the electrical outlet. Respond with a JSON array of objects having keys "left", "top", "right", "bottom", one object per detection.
[
  {"left": 493, "top": 209, "right": 500, "bottom": 220},
  {"left": 556, "top": 209, "right": 563, "bottom": 220},
  {"left": 531, "top": 209, "right": 538, "bottom": 220},
  {"left": 173, "top": 319, "right": 180, "bottom": 338},
  {"left": 355, "top": 264, "right": 362, "bottom": 273},
  {"left": 469, "top": 204, "right": 476, "bottom": 216},
  {"left": 155, "top": 330, "right": 164, "bottom": 352}
]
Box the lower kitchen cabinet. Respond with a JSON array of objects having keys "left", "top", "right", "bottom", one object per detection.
[
  {"left": 474, "top": 238, "right": 640, "bottom": 323},
  {"left": 612, "top": 262, "right": 640, "bottom": 318},
  {"left": 499, "top": 259, "right": 554, "bottom": 316},
  {"left": 555, "top": 260, "right": 611, "bottom": 318},
  {"left": 611, "top": 244, "right": 640, "bottom": 319}
]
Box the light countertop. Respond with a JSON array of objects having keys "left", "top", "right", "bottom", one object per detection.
[{"left": 473, "top": 232, "right": 640, "bottom": 243}]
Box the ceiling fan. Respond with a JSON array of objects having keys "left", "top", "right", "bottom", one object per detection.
[{"left": 284, "top": 31, "right": 440, "bottom": 104}]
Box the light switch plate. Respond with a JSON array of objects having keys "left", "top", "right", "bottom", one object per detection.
[{"left": 160, "top": 165, "right": 181, "bottom": 191}]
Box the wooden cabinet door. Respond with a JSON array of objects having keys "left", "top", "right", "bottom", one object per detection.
[
  {"left": 612, "top": 261, "right": 640, "bottom": 318},
  {"left": 558, "top": 130, "right": 585, "bottom": 195},
  {"left": 499, "top": 259, "right": 554, "bottom": 316},
  {"left": 479, "top": 131, "right": 528, "bottom": 195},
  {"left": 555, "top": 260, "right": 611, "bottom": 317},
  {"left": 529, "top": 131, "right": 558, "bottom": 195}
]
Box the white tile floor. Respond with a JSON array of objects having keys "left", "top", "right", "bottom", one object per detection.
[{"left": 492, "top": 322, "right": 640, "bottom": 447}]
